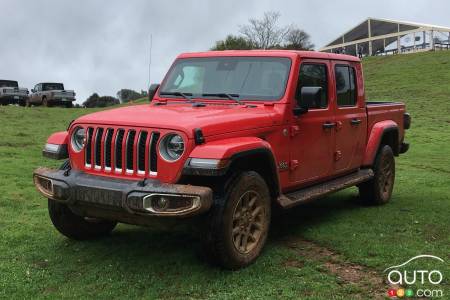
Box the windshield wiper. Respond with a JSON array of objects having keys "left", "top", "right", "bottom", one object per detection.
[
  {"left": 202, "top": 93, "right": 242, "bottom": 105},
  {"left": 160, "top": 91, "right": 194, "bottom": 102}
]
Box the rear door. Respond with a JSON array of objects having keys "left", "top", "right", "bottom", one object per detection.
[
  {"left": 331, "top": 62, "right": 367, "bottom": 173},
  {"left": 289, "top": 59, "right": 335, "bottom": 185}
]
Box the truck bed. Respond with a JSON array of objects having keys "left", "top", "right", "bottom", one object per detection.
[{"left": 366, "top": 101, "right": 406, "bottom": 141}]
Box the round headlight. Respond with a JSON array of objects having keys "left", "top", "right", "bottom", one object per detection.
[
  {"left": 159, "top": 133, "right": 184, "bottom": 162},
  {"left": 71, "top": 127, "right": 86, "bottom": 152}
]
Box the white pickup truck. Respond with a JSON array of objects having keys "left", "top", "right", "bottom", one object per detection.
[
  {"left": 29, "top": 82, "right": 76, "bottom": 107},
  {"left": 0, "top": 80, "right": 29, "bottom": 105}
]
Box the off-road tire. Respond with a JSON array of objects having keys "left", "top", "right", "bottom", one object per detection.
[
  {"left": 48, "top": 160, "right": 117, "bottom": 240},
  {"left": 202, "top": 171, "right": 271, "bottom": 269},
  {"left": 65, "top": 102, "right": 73, "bottom": 108},
  {"left": 25, "top": 98, "right": 32, "bottom": 107},
  {"left": 359, "top": 145, "right": 395, "bottom": 205}
]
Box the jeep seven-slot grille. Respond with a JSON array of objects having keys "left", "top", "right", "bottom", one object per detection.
[{"left": 84, "top": 127, "right": 160, "bottom": 176}]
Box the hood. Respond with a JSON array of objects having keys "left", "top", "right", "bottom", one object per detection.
[{"left": 76, "top": 103, "right": 282, "bottom": 138}]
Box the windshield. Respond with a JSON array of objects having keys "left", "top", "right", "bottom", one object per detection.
[
  {"left": 43, "top": 83, "right": 64, "bottom": 91},
  {"left": 0, "top": 80, "right": 18, "bottom": 88},
  {"left": 160, "top": 57, "right": 291, "bottom": 101}
]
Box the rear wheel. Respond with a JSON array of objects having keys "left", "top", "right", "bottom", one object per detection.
[
  {"left": 202, "top": 171, "right": 271, "bottom": 269},
  {"left": 359, "top": 145, "right": 395, "bottom": 205}
]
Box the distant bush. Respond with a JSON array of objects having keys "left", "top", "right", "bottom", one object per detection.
[
  {"left": 117, "top": 89, "right": 144, "bottom": 103},
  {"left": 83, "top": 93, "right": 120, "bottom": 108}
]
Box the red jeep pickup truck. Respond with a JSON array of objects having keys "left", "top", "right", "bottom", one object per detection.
[{"left": 33, "top": 50, "right": 410, "bottom": 269}]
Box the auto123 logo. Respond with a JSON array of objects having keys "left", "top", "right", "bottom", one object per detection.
[{"left": 384, "top": 255, "right": 445, "bottom": 298}]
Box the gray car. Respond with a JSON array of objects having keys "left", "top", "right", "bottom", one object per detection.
[
  {"left": 0, "top": 80, "right": 29, "bottom": 105},
  {"left": 29, "top": 82, "right": 76, "bottom": 107}
]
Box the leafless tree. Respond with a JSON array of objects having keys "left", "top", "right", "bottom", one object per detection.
[
  {"left": 239, "top": 11, "right": 292, "bottom": 49},
  {"left": 284, "top": 27, "right": 315, "bottom": 50}
]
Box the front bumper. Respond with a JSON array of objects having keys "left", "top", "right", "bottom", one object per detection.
[{"left": 33, "top": 167, "right": 213, "bottom": 221}]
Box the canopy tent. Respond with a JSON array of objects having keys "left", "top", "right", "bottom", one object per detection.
[{"left": 319, "top": 18, "right": 450, "bottom": 56}]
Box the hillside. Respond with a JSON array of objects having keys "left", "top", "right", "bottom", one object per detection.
[{"left": 0, "top": 51, "right": 449, "bottom": 299}]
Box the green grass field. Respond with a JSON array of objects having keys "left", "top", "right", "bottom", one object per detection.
[{"left": 1, "top": 51, "right": 449, "bottom": 299}]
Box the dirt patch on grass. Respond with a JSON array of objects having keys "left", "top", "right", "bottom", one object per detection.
[{"left": 284, "top": 239, "right": 399, "bottom": 299}]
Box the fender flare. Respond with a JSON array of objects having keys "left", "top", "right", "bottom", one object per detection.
[
  {"left": 47, "top": 131, "right": 69, "bottom": 145},
  {"left": 43, "top": 131, "right": 69, "bottom": 159},
  {"left": 185, "top": 137, "right": 280, "bottom": 196},
  {"left": 362, "top": 120, "right": 399, "bottom": 166}
]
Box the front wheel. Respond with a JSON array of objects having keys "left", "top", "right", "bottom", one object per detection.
[
  {"left": 359, "top": 145, "right": 395, "bottom": 205},
  {"left": 48, "top": 199, "right": 117, "bottom": 240},
  {"left": 202, "top": 171, "right": 271, "bottom": 269}
]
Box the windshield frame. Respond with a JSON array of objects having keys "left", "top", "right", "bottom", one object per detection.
[{"left": 158, "top": 56, "right": 293, "bottom": 102}]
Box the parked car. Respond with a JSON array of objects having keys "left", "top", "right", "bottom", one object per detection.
[
  {"left": 0, "top": 80, "right": 29, "bottom": 105},
  {"left": 33, "top": 50, "right": 410, "bottom": 269},
  {"left": 29, "top": 82, "right": 75, "bottom": 107}
]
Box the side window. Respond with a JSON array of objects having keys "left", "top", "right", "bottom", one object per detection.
[
  {"left": 296, "top": 63, "right": 328, "bottom": 109},
  {"left": 335, "top": 65, "right": 357, "bottom": 106},
  {"left": 35, "top": 84, "right": 40, "bottom": 92}
]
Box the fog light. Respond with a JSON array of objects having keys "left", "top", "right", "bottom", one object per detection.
[
  {"left": 154, "top": 196, "right": 169, "bottom": 211},
  {"left": 140, "top": 193, "right": 201, "bottom": 215}
]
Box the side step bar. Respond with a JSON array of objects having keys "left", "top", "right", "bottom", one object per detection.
[{"left": 277, "top": 169, "right": 374, "bottom": 209}]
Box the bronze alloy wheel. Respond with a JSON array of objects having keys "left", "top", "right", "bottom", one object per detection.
[
  {"left": 231, "top": 190, "right": 265, "bottom": 254},
  {"left": 378, "top": 152, "right": 395, "bottom": 201}
]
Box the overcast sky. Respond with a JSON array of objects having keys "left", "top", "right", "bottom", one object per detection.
[{"left": 1, "top": 0, "right": 449, "bottom": 103}]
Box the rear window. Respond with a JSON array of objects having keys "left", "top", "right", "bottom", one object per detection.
[
  {"left": 43, "top": 83, "right": 64, "bottom": 91},
  {"left": 335, "top": 65, "right": 357, "bottom": 106},
  {"left": 0, "top": 80, "right": 18, "bottom": 88}
]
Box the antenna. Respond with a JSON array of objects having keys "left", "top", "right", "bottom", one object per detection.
[{"left": 148, "top": 34, "right": 153, "bottom": 89}]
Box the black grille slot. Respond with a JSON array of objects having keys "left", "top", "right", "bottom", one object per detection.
[
  {"left": 126, "top": 130, "right": 136, "bottom": 172},
  {"left": 85, "top": 127, "right": 94, "bottom": 166},
  {"left": 94, "top": 128, "right": 104, "bottom": 167},
  {"left": 115, "top": 129, "right": 125, "bottom": 170},
  {"left": 137, "top": 131, "right": 148, "bottom": 173},
  {"left": 149, "top": 132, "right": 160, "bottom": 173},
  {"left": 104, "top": 128, "right": 114, "bottom": 169}
]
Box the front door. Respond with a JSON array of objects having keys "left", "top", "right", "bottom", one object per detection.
[
  {"left": 289, "top": 60, "right": 335, "bottom": 186},
  {"left": 332, "top": 63, "right": 367, "bottom": 173},
  {"left": 31, "top": 84, "right": 40, "bottom": 103}
]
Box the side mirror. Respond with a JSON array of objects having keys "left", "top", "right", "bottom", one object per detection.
[
  {"left": 148, "top": 84, "right": 160, "bottom": 102},
  {"left": 293, "top": 86, "right": 322, "bottom": 116}
]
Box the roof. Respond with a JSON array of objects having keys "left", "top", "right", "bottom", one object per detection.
[
  {"left": 178, "top": 50, "right": 360, "bottom": 62},
  {"left": 320, "top": 17, "right": 450, "bottom": 51}
]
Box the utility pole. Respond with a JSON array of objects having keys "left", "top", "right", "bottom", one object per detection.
[{"left": 148, "top": 34, "right": 153, "bottom": 89}]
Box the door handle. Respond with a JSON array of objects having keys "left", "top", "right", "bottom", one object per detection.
[
  {"left": 322, "top": 122, "right": 336, "bottom": 129},
  {"left": 351, "top": 119, "right": 362, "bottom": 125}
]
